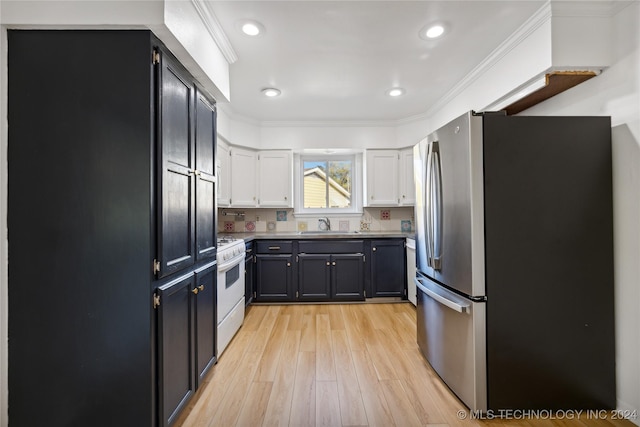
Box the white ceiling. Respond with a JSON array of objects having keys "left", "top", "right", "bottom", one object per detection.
[{"left": 209, "top": 1, "right": 545, "bottom": 124}]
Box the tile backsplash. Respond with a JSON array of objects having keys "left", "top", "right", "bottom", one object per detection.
[{"left": 218, "top": 207, "right": 415, "bottom": 234}]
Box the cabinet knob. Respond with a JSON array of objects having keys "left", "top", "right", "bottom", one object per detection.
[
  {"left": 372, "top": 247, "right": 377, "bottom": 252},
  {"left": 191, "top": 288, "right": 199, "bottom": 295},
  {"left": 332, "top": 261, "right": 336, "bottom": 266},
  {"left": 198, "top": 285, "right": 204, "bottom": 291},
  {"left": 287, "top": 262, "right": 291, "bottom": 267},
  {"left": 326, "top": 262, "right": 330, "bottom": 266}
]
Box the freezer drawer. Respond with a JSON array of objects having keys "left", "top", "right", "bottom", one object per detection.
[{"left": 416, "top": 275, "right": 487, "bottom": 411}]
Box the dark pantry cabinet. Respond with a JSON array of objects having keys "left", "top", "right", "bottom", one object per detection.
[{"left": 8, "top": 30, "right": 217, "bottom": 427}]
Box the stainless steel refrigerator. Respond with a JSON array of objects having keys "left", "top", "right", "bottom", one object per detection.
[{"left": 414, "top": 111, "right": 615, "bottom": 412}]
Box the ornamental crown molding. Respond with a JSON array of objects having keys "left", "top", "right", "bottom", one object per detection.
[{"left": 191, "top": 0, "right": 238, "bottom": 64}]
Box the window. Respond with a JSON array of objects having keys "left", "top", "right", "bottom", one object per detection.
[{"left": 294, "top": 154, "right": 363, "bottom": 215}]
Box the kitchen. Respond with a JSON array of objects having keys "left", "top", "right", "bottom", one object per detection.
[{"left": 0, "top": 1, "right": 639, "bottom": 427}]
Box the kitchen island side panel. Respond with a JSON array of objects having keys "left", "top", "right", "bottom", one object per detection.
[
  {"left": 482, "top": 115, "right": 615, "bottom": 410},
  {"left": 8, "top": 31, "right": 155, "bottom": 426}
]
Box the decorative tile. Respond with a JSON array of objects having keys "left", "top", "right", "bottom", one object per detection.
[
  {"left": 224, "top": 221, "right": 235, "bottom": 232},
  {"left": 380, "top": 209, "right": 391, "bottom": 220},
  {"left": 401, "top": 220, "right": 412, "bottom": 232},
  {"left": 339, "top": 221, "right": 349, "bottom": 232},
  {"left": 267, "top": 221, "right": 276, "bottom": 231},
  {"left": 245, "top": 221, "right": 256, "bottom": 232},
  {"left": 360, "top": 221, "right": 370, "bottom": 231},
  {"left": 276, "top": 210, "right": 287, "bottom": 221},
  {"left": 297, "top": 221, "right": 308, "bottom": 232}
]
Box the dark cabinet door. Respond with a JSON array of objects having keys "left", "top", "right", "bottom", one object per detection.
[
  {"left": 298, "top": 254, "right": 331, "bottom": 301},
  {"left": 194, "top": 264, "right": 216, "bottom": 386},
  {"left": 256, "top": 254, "right": 294, "bottom": 301},
  {"left": 371, "top": 239, "right": 406, "bottom": 297},
  {"left": 158, "top": 49, "right": 196, "bottom": 277},
  {"left": 245, "top": 243, "right": 254, "bottom": 306},
  {"left": 195, "top": 90, "right": 217, "bottom": 261},
  {"left": 157, "top": 274, "right": 196, "bottom": 427},
  {"left": 332, "top": 254, "right": 365, "bottom": 301}
]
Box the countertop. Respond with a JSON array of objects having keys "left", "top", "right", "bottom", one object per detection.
[{"left": 221, "top": 231, "right": 415, "bottom": 242}]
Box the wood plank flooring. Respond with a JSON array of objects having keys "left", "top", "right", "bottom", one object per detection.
[{"left": 175, "top": 303, "right": 634, "bottom": 427}]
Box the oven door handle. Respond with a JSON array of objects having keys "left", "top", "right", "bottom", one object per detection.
[{"left": 218, "top": 252, "right": 246, "bottom": 273}]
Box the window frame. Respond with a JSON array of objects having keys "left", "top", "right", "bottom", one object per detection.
[{"left": 293, "top": 153, "right": 363, "bottom": 217}]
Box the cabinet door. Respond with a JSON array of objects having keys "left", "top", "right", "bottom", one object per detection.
[
  {"left": 194, "top": 264, "right": 216, "bottom": 386},
  {"left": 230, "top": 147, "right": 257, "bottom": 207},
  {"left": 370, "top": 239, "right": 406, "bottom": 297},
  {"left": 244, "top": 243, "right": 255, "bottom": 306},
  {"left": 366, "top": 150, "right": 399, "bottom": 206},
  {"left": 158, "top": 50, "right": 195, "bottom": 277},
  {"left": 298, "top": 254, "right": 331, "bottom": 301},
  {"left": 217, "top": 141, "right": 231, "bottom": 207},
  {"left": 258, "top": 151, "right": 292, "bottom": 207},
  {"left": 332, "top": 254, "right": 365, "bottom": 301},
  {"left": 194, "top": 90, "right": 217, "bottom": 261},
  {"left": 399, "top": 148, "right": 415, "bottom": 206},
  {"left": 157, "top": 274, "right": 196, "bottom": 427},
  {"left": 255, "top": 254, "right": 294, "bottom": 301}
]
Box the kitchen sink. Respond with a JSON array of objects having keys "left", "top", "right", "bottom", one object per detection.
[{"left": 298, "top": 230, "right": 361, "bottom": 235}]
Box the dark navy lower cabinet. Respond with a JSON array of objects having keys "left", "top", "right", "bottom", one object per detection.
[
  {"left": 370, "top": 239, "right": 407, "bottom": 298},
  {"left": 245, "top": 241, "right": 255, "bottom": 306},
  {"left": 298, "top": 254, "right": 332, "bottom": 301},
  {"left": 256, "top": 254, "right": 295, "bottom": 301},
  {"left": 331, "top": 253, "right": 365, "bottom": 300},
  {"left": 157, "top": 274, "right": 197, "bottom": 427},
  {"left": 156, "top": 262, "right": 216, "bottom": 427}
]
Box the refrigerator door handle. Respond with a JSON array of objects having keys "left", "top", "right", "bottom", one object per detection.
[
  {"left": 415, "top": 277, "right": 470, "bottom": 313},
  {"left": 425, "top": 141, "right": 434, "bottom": 268},
  {"left": 432, "top": 141, "right": 443, "bottom": 271}
]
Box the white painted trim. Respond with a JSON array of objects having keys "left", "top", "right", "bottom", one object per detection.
[{"left": 192, "top": 0, "right": 238, "bottom": 64}]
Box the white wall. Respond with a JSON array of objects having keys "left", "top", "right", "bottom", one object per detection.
[{"left": 525, "top": 2, "right": 640, "bottom": 417}]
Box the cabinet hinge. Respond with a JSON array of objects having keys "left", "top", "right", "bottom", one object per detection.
[
  {"left": 363, "top": 290, "right": 366, "bottom": 298},
  {"left": 253, "top": 256, "right": 257, "bottom": 264},
  {"left": 296, "top": 255, "right": 299, "bottom": 262},
  {"left": 253, "top": 291, "right": 257, "bottom": 298},
  {"left": 296, "top": 291, "right": 299, "bottom": 298},
  {"left": 153, "top": 293, "right": 161, "bottom": 309},
  {"left": 363, "top": 255, "right": 366, "bottom": 263},
  {"left": 153, "top": 259, "right": 161, "bottom": 275},
  {"left": 152, "top": 50, "right": 160, "bottom": 65}
]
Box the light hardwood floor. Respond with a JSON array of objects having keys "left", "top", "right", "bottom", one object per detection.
[{"left": 176, "top": 303, "right": 634, "bottom": 427}]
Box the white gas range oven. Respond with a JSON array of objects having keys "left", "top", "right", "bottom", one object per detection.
[{"left": 216, "top": 236, "right": 246, "bottom": 356}]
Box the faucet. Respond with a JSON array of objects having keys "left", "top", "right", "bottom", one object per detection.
[{"left": 318, "top": 217, "right": 331, "bottom": 231}]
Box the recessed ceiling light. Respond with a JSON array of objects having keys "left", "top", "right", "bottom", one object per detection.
[
  {"left": 262, "top": 88, "right": 281, "bottom": 97},
  {"left": 419, "top": 23, "right": 447, "bottom": 40},
  {"left": 387, "top": 88, "right": 405, "bottom": 97},
  {"left": 240, "top": 20, "right": 265, "bottom": 36}
]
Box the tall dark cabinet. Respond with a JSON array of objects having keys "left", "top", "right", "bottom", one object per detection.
[{"left": 8, "top": 30, "right": 217, "bottom": 427}]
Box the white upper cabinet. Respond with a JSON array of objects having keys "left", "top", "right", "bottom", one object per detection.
[
  {"left": 230, "top": 147, "right": 258, "bottom": 207},
  {"left": 223, "top": 146, "right": 293, "bottom": 208},
  {"left": 216, "top": 140, "right": 231, "bottom": 207},
  {"left": 399, "top": 147, "right": 415, "bottom": 206},
  {"left": 365, "top": 148, "right": 415, "bottom": 207},
  {"left": 366, "top": 150, "right": 399, "bottom": 206},
  {"left": 258, "top": 150, "right": 293, "bottom": 207}
]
